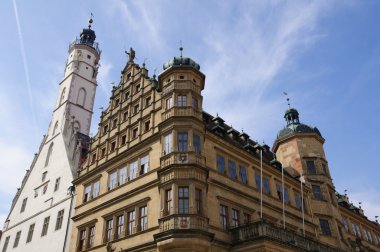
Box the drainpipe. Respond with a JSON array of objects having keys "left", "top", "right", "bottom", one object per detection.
[{"left": 63, "top": 185, "right": 75, "bottom": 252}]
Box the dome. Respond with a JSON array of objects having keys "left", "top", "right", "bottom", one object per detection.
[
  {"left": 276, "top": 107, "right": 322, "bottom": 140},
  {"left": 79, "top": 28, "right": 96, "bottom": 46},
  {"left": 163, "top": 56, "right": 200, "bottom": 71}
]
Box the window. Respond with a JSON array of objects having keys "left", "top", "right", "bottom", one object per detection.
[
  {"left": 195, "top": 188, "right": 202, "bottom": 214},
  {"left": 123, "top": 111, "right": 129, "bottom": 121},
  {"left": 228, "top": 160, "right": 237, "bottom": 179},
  {"left": 78, "top": 229, "right": 86, "bottom": 251},
  {"left": 139, "top": 206, "right": 148, "bottom": 231},
  {"left": 144, "top": 120, "right": 150, "bottom": 132},
  {"left": 166, "top": 97, "right": 173, "bottom": 110},
  {"left": 193, "top": 134, "right": 201, "bottom": 153},
  {"left": 312, "top": 185, "right": 324, "bottom": 200},
  {"left": 178, "top": 187, "right": 189, "bottom": 214},
  {"left": 164, "top": 133, "right": 173, "bottom": 154},
  {"left": 42, "top": 171, "right": 47, "bottom": 182},
  {"left": 45, "top": 142, "right": 54, "bottom": 167},
  {"left": 352, "top": 223, "right": 357, "bottom": 236},
  {"left": 284, "top": 188, "right": 290, "bottom": 204},
  {"left": 13, "top": 231, "right": 21, "bottom": 248},
  {"left": 232, "top": 209, "right": 239, "bottom": 228},
  {"left": 116, "top": 215, "right": 124, "bottom": 239},
  {"left": 319, "top": 219, "right": 331, "bottom": 236},
  {"left": 103, "top": 125, "right": 109, "bottom": 135},
  {"left": 26, "top": 223, "right": 35, "bottom": 243},
  {"left": 114, "top": 99, "right": 120, "bottom": 108},
  {"left": 342, "top": 218, "right": 348, "bottom": 232},
  {"left": 110, "top": 141, "right": 116, "bottom": 152},
  {"left": 295, "top": 193, "right": 301, "bottom": 209},
  {"left": 112, "top": 118, "right": 118, "bottom": 129},
  {"left": 77, "top": 88, "right": 87, "bottom": 107},
  {"left": 363, "top": 229, "right": 369, "bottom": 241},
  {"left": 140, "top": 155, "right": 149, "bottom": 175},
  {"left": 177, "top": 95, "right": 187, "bottom": 107},
  {"left": 121, "top": 135, "right": 127, "bottom": 145},
  {"left": 135, "top": 84, "right": 140, "bottom": 93},
  {"left": 101, "top": 148, "right": 106, "bottom": 157},
  {"left": 263, "top": 177, "right": 271, "bottom": 194},
  {"left": 83, "top": 180, "right": 100, "bottom": 202},
  {"left": 166, "top": 189, "right": 172, "bottom": 215},
  {"left": 34, "top": 188, "right": 38, "bottom": 198},
  {"left": 54, "top": 177, "right": 61, "bottom": 191},
  {"left": 355, "top": 224, "right": 362, "bottom": 238},
  {"left": 132, "top": 127, "right": 138, "bottom": 139},
  {"left": 88, "top": 226, "right": 95, "bottom": 248},
  {"left": 276, "top": 184, "right": 283, "bottom": 201},
  {"left": 20, "top": 198, "right": 27, "bottom": 213},
  {"left": 119, "top": 167, "right": 127, "bottom": 185},
  {"left": 306, "top": 160, "right": 316, "bottom": 174},
  {"left": 59, "top": 87, "right": 66, "bottom": 105},
  {"left": 216, "top": 155, "right": 225, "bottom": 174},
  {"left": 87, "top": 54, "right": 91, "bottom": 59},
  {"left": 367, "top": 230, "right": 373, "bottom": 243},
  {"left": 109, "top": 171, "right": 117, "bottom": 190},
  {"left": 192, "top": 97, "right": 198, "bottom": 109},
  {"left": 129, "top": 160, "right": 138, "bottom": 180},
  {"left": 55, "top": 209, "right": 64, "bottom": 230},
  {"left": 52, "top": 121, "right": 59, "bottom": 135},
  {"left": 239, "top": 166, "right": 248, "bottom": 184},
  {"left": 145, "top": 97, "right": 151, "bottom": 107},
  {"left": 322, "top": 164, "right": 327, "bottom": 175},
  {"left": 243, "top": 213, "right": 251, "bottom": 224},
  {"left": 134, "top": 104, "right": 139, "bottom": 114},
  {"left": 43, "top": 184, "right": 48, "bottom": 194},
  {"left": 125, "top": 91, "right": 130, "bottom": 100},
  {"left": 220, "top": 205, "right": 228, "bottom": 230},
  {"left": 177, "top": 132, "right": 188, "bottom": 152},
  {"left": 105, "top": 219, "right": 113, "bottom": 242},
  {"left": 41, "top": 216, "right": 50, "bottom": 236},
  {"left": 127, "top": 210, "right": 135, "bottom": 235}
]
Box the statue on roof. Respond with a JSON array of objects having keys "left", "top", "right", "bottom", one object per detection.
[{"left": 125, "top": 47, "right": 135, "bottom": 63}]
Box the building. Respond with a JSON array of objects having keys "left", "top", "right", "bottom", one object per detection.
[
  {"left": 68, "top": 46, "right": 380, "bottom": 252},
  {"left": 2, "top": 22, "right": 379, "bottom": 252},
  {"left": 0, "top": 20, "right": 101, "bottom": 252}
]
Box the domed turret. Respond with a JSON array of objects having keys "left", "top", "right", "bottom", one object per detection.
[
  {"left": 79, "top": 18, "right": 96, "bottom": 46},
  {"left": 276, "top": 107, "right": 322, "bottom": 140},
  {"left": 163, "top": 46, "right": 200, "bottom": 71}
]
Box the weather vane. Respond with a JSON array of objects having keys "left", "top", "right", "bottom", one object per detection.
[
  {"left": 179, "top": 40, "right": 183, "bottom": 57},
  {"left": 283, "top": 92, "right": 291, "bottom": 108},
  {"left": 88, "top": 13, "right": 94, "bottom": 29}
]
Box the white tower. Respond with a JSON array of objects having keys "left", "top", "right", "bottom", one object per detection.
[{"left": 0, "top": 18, "right": 100, "bottom": 252}]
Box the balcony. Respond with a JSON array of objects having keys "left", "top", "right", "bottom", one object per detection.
[
  {"left": 160, "top": 151, "right": 206, "bottom": 169},
  {"left": 159, "top": 214, "right": 208, "bottom": 232},
  {"left": 231, "top": 221, "right": 342, "bottom": 252},
  {"left": 161, "top": 81, "right": 201, "bottom": 97},
  {"left": 69, "top": 38, "right": 101, "bottom": 55},
  {"left": 161, "top": 106, "right": 202, "bottom": 122}
]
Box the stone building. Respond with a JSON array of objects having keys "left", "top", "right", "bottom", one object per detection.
[
  {"left": 68, "top": 47, "right": 380, "bottom": 252},
  {"left": 0, "top": 20, "right": 101, "bottom": 252}
]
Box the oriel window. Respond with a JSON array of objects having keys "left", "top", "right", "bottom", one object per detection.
[
  {"left": 177, "top": 95, "right": 187, "bottom": 107},
  {"left": 178, "top": 187, "right": 189, "bottom": 214},
  {"left": 177, "top": 132, "right": 188, "bottom": 152}
]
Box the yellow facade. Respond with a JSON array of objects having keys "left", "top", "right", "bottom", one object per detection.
[{"left": 69, "top": 53, "right": 380, "bottom": 252}]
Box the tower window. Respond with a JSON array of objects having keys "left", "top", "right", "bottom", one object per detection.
[
  {"left": 306, "top": 160, "right": 316, "bottom": 174},
  {"left": 177, "top": 132, "right": 188, "bottom": 152},
  {"left": 166, "top": 97, "right": 173, "bottom": 110},
  {"left": 26, "top": 224, "right": 35, "bottom": 243},
  {"left": 178, "top": 187, "right": 189, "bottom": 214},
  {"left": 20, "top": 198, "right": 27, "bottom": 213},
  {"left": 319, "top": 219, "right": 331, "bottom": 236},
  {"left": 192, "top": 98, "right": 198, "bottom": 109},
  {"left": 77, "top": 88, "right": 87, "bottom": 107},
  {"left": 87, "top": 54, "right": 91, "bottom": 59},
  {"left": 45, "top": 143, "right": 54, "bottom": 167},
  {"left": 312, "top": 184, "right": 324, "bottom": 200},
  {"left": 166, "top": 189, "right": 172, "bottom": 215},
  {"left": 41, "top": 216, "right": 50, "bottom": 236},
  {"left": 13, "top": 231, "right": 21, "bottom": 248},
  {"left": 195, "top": 188, "right": 202, "bottom": 214},
  {"left": 42, "top": 171, "right": 47, "bottom": 182},
  {"left": 54, "top": 177, "right": 61, "bottom": 191},
  {"left": 177, "top": 95, "right": 187, "bottom": 107},
  {"left": 193, "top": 134, "right": 201, "bottom": 153},
  {"left": 164, "top": 133, "right": 173, "bottom": 154}
]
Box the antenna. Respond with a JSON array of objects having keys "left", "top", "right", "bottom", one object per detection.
[
  {"left": 283, "top": 92, "right": 291, "bottom": 108},
  {"left": 179, "top": 40, "right": 183, "bottom": 57}
]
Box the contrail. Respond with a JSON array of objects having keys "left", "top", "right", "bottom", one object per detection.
[{"left": 12, "top": 0, "right": 37, "bottom": 130}]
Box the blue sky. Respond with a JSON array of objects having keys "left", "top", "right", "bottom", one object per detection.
[{"left": 0, "top": 0, "right": 379, "bottom": 225}]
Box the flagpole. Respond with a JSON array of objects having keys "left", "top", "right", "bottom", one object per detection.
[
  {"left": 260, "top": 149, "right": 263, "bottom": 220},
  {"left": 300, "top": 175, "right": 305, "bottom": 237},
  {"left": 282, "top": 164, "right": 285, "bottom": 229}
]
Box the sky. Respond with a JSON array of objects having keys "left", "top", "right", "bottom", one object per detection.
[{"left": 0, "top": 0, "right": 379, "bottom": 226}]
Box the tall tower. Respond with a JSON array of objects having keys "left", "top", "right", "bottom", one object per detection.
[
  {"left": 273, "top": 107, "right": 348, "bottom": 250},
  {"left": 0, "top": 19, "right": 100, "bottom": 252}
]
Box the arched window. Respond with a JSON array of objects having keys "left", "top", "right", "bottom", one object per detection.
[
  {"left": 45, "top": 143, "right": 54, "bottom": 167},
  {"left": 77, "top": 88, "right": 87, "bottom": 107},
  {"left": 52, "top": 121, "right": 59, "bottom": 135},
  {"left": 60, "top": 87, "right": 66, "bottom": 105}
]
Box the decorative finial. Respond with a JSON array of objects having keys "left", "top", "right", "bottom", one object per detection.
[
  {"left": 88, "top": 13, "right": 94, "bottom": 29},
  {"left": 179, "top": 40, "right": 183, "bottom": 57},
  {"left": 344, "top": 189, "right": 348, "bottom": 195},
  {"left": 283, "top": 92, "right": 291, "bottom": 108}
]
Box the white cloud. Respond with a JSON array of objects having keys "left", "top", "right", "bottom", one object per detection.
[{"left": 201, "top": 1, "right": 331, "bottom": 141}]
